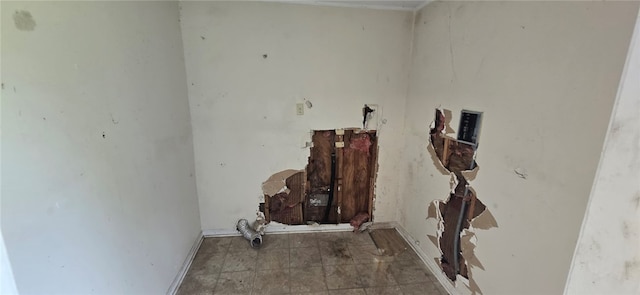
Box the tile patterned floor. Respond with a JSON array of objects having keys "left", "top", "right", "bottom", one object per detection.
[{"left": 177, "top": 231, "right": 448, "bottom": 295}]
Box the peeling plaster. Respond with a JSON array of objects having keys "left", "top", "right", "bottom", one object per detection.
[
  {"left": 470, "top": 210, "right": 498, "bottom": 230},
  {"left": 425, "top": 109, "right": 497, "bottom": 295},
  {"left": 261, "top": 169, "right": 300, "bottom": 197}
]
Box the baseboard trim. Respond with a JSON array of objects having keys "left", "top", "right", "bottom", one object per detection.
[
  {"left": 392, "top": 222, "right": 459, "bottom": 295},
  {"left": 202, "top": 229, "right": 241, "bottom": 237},
  {"left": 167, "top": 231, "right": 204, "bottom": 295},
  {"left": 265, "top": 222, "right": 353, "bottom": 233},
  {"left": 202, "top": 222, "right": 354, "bottom": 237}
]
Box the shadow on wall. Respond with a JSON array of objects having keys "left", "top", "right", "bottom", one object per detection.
[{"left": 426, "top": 109, "right": 498, "bottom": 295}]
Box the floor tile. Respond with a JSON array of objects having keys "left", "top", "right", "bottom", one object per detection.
[
  {"left": 199, "top": 237, "right": 233, "bottom": 254},
  {"left": 327, "top": 288, "right": 366, "bottom": 295},
  {"left": 354, "top": 262, "right": 397, "bottom": 288},
  {"left": 364, "top": 285, "right": 403, "bottom": 295},
  {"left": 290, "top": 233, "right": 318, "bottom": 248},
  {"left": 257, "top": 248, "right": 289, "bottom": 270},
  {"left": 177, "top": 272, "right": 217, "bottom": 295},
  {"left": 260, "top": 233, "right": 289, "bottom": 251},
  {"left": 188, "top": 251, "right": 226, "bottom": 276},
  {"left": 253, "top": 268, "right": 290, "bottom": 294},
  {"left": 228, "top": 236, "right": 253, "bottom": 250},
  {"left": 348, "top": 244, "right": 394, "bottom": 264},
  {"left": 320, "top": 231, "right": 352, "bottom": 242},
  {"left": 178, "top": 233, "right": 450, "bottom": 295},
  {"left": 400, "top": 282, "right": 446, "bottom": 295},
  {"left": 214, "top": 271, "right": 254, "bottom": 294},
  {"left": 290, "top": 247, "right": 322, "bottom": 268},
  {"left": 221, "top": 249, "right": 258, "bottom": 272},
  {"left": 389, "top": 259, "right": 435, "bottom": 284},
  {"left": 323, "top": 264, "right": 362, "bottom": 290},
  {"left": 394, "top": 247, "right": 420, "bottom": 261},
  {"left": 347, "top": 232, "right": 375, "bottom": 246},
  {"left": 320, "top": 240, "right": 354, "bottom": 265},
  {"left": 290, "top": 266, "right": 327, "bottom": 293}
]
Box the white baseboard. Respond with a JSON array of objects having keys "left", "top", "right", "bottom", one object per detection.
[
  {"left": 166, "top": 232, "right": 204, "bottom": 295},
  {"left": 392, "top": 222, "right": 459, "bottom": 295},
  {"left": 202, "top": 228, "right": 241, "bottom": 237},
  {"left": 265, "top": 222, "right": 353, "bottom": 233},
  {"left": 202, "top": 222, "right": 354, "bottom": 237}
]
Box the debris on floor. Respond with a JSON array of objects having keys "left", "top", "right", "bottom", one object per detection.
[
  {"left": 358, "top": 221, "right": 373, "bottom": 232},
  {"left": 236, "top": 219, "right": 262, "bottom": 248},
  {"left": 252, "top": 212, "right": 267, "bottom": 235},
  {"left": 369, "top": 228, "right": 410, "bottom": 257},
  {"left": 350, "top": 211, "right": 370, "bottom": 232}
]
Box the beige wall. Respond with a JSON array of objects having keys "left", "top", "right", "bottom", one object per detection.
[
  {"left": 2, "top": 1, "right": 637, "bottom": 293},
  {"left": 400, "top": 1, "right": 639, "bottom": 294},
  {"left": 180, "top": 1, "right": 413, "bottom": 230},
  {"left": 566, "top": 7, "right": 640, "bottom": 294},
  {"left": 1, "top": 2, "right": 201, "bottom": 293}
]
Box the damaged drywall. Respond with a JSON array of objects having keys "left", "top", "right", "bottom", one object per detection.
[
  {"left": 260, "top": 126, "right": 378, "bottom": 226},
  {"left": 262, "top": 169, "right": 300, "bottom": 196},
  {"left": 426, "top": 109, "right": 498, "bottom": 295},
  {"left": 262, "top": 169, "right": 305, "bottom": 225},
  {"left": 307, "top": 129, "right": 378, "bottom": 224}
]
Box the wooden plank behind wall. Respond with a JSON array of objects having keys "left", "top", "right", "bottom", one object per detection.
[
  {"left": 306, "top": 130, "right": 337, "bottom": 223},
  {"left": 306, "top": 129, "right": 377, "bottom": 224},
  {"left": 341, "top": 130, "right": 377, "bottom": 222},
  {"left": 266, "top": 171, "right": 305, "bottom": 225}
]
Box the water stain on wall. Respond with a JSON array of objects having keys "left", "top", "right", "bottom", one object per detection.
[
  {"left": 623, "top": 259, "right": 640, "bottom": 280},
  {"left": 13, "top": 10, "right": 36, "bottom": 31}
]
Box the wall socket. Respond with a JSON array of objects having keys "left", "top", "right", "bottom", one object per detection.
[{"left": 296, "top": 103, "right": 304, "bottom": 115}]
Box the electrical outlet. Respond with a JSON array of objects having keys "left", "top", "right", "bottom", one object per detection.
[{"left": 296, "top": 103, "right": 304, "bottom": 115}]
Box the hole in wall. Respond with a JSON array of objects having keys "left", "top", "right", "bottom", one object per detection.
[
  {"left": 305, "top": 129, "right": 377, "bottom": 225},
  {"left": 427, "top": 108, "right": 497, "bottom": 295},
  {"left": 260, "top": 106, "right": 382, "bottom": 230},
  {"left": 262, "top": 128, "right": 378, "bottom": 227}
]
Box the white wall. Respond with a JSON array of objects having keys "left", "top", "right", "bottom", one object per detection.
[
  {"left": 400, "top": 1, "right": 639, "bottom": 294},
  {"left": 565, "top": 7, "right": 640, "bottom": 295},
  {"left": 1, "top": 2, "right": 201, "bottom": 294},
  {"left": 180, "top": 1, "right": 413, "bottom": 230},
  {"left": 1, "top": 234, "right": 18, "bottom": 295}
]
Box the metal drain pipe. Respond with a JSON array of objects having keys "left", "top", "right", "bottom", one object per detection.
[
  {"left": 237, "top": 219, "right": 262, "bottom": 248},
  {"left": 453, "top": 157, "right": 477, "bottom": 275}
]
